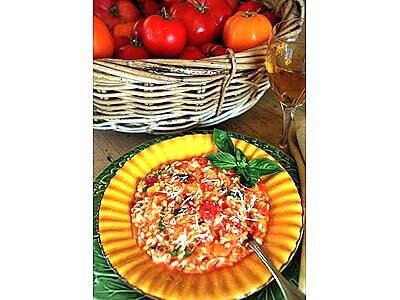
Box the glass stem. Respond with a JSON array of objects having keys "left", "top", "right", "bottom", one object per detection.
[{"left": 279, "top": 103, "right": 296, "bottom": 149}]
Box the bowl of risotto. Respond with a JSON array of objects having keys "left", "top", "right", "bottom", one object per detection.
[{"left": 97, "top": 132, "right": 303, "bottom": 300}]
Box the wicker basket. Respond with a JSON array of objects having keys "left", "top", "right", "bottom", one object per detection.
[{"left": 93, "top": 0, "right": 304, "bottom": 134}]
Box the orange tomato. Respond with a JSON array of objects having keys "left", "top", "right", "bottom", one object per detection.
[
  {"left": 112, "top": 22, "right": 136, "bottom": 38},
  {"left": 93, "top": 16, "right": 114, "bottom": 58},
  {"left": 223, "top": 11, "right": 272, "bottom": 52}
]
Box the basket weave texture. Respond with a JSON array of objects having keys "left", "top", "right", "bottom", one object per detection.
[{"left": 93, "top": 0, "right": 304, "bottom": 134}]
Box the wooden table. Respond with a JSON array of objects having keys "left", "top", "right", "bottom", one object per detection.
[{"left": 94, "top": 89, "right": 291, "bottom": 177}]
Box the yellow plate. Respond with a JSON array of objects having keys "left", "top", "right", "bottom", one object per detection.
[{"left": 98, "top": 133, "right": 303, "bottom": 300}]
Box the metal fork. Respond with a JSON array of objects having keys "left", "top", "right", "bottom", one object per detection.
[{"left": 246, "top": 237, "right": 306, "bottom": 300}]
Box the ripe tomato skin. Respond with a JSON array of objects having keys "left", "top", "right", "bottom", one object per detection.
[
  {"left": 176, "top": 162, "right": 188, "bottom": 170},
  {"left": 257, "top": 181, "right": 269, "bottom": 194},
  {"left": 116, "top": 44, "right": 151, "bottom": 59},
  {"left": 140, "top": 0, "right": 161, "bottom": 16},
  {"left": 225, "top": 0, "right": 238, "bottom": 9},
  {"left": 179, "top": 46, "right": 206, "bottom": 59},
  {"left": 94, "top": 16, "right": 114, "bottom": 59},
  {"left": 169, "top": 2, "right": 218, "bottom": 46},
  {"left": 113, "top": 36, "right": 130, "bottom": 55},
  {"left": 237, "top": 1, "right": 265, "bottom": 12},
  {"left": 200, "top": 182, "right": 214, "bottom": 192},
  {"left": 223, "top": 11, "right": 272, "bottom": 52},
  {"left": 112, "top": 22, "right": 136, "bottom": 38},
  {"left": 162, "top": 0, "right": 180, "bottom": 7},
  {"left": 263, "top": 12, "right": 281, "bottom": 26},
  {"left": 200, "top": 42, "right": 227, "bottom": 57},
  {"left": 132, "top": 18, "right": 145, "bottom": 40},
  {"left": 199, "top": 202, "right": 220, "bottom": 221},
  {"left": 142, "top": 13, "right": 187, "bottom": 57},
  {"left": 145, "top": 177, "right": 158, "bottom": 187},
  {"left": 94, "top": 0, "right": 141, "bottom": 28},
  {"left": 204, "top": 0, "right": 234, "bottom": 32},
  {"left": 197, "top": 157, "right": 209, "bottom": 167}
]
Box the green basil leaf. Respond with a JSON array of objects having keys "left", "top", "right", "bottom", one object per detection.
[
  {"left": 238, "top": 166, "right": 260, "bottom": 188},
  {"left": 206, "top": 152, "right": 237, "bottom": 169},
  {"left": 213, "top": 129, "right": 235, "bottom": 155},
  {"left": 235, "top": 148, "right": 248, "bottom": 168},
  {"left": 238, "top": 166, "right": 250, "bottom": 182},
  {"left": 248, "top": 158, "right": 282, "bottom": 176},
  {"left": 248, "top": 168, "right": 260, "bottom": 186}
]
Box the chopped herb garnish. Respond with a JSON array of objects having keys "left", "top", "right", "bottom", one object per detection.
[
  {"left": 158, "top": 219, "right": 166, "bottom": 232},
  {"left": 184, "top": 246, "right": 193, "bottom": 257},
  {"left": 171, "top": 247, "right": 180, "bottom": 256}
]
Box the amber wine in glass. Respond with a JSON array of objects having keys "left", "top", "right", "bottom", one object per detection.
[{"left": 266, "top": 19, "right": 305, "bottom": 149}]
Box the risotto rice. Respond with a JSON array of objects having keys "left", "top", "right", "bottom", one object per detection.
[{"left": 131, "top": 156, "right": 271, "bottom": 273}]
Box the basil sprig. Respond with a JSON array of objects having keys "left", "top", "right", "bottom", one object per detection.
[{"left": 206, "top": 129, "right": 282, "bottom": 187}]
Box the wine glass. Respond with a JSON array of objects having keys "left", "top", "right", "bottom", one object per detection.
[{"left": 266, "top": 18, "right": 305, "bottom": 149}]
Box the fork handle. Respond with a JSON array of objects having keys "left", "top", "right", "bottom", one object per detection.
[{"left": 249, "top": 241, "right": 305, "bottom": 300}]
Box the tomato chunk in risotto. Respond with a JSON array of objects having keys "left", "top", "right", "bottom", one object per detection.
[{"left": 131, "top": 157, "right": 271, "bottom": 273}]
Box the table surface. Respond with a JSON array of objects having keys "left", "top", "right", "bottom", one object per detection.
[{"left": 93, "top": 90, "right": 296, "bottom": 177}]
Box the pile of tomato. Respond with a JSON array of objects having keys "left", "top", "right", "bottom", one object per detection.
[{"left": 94, "top": 0, "right": 280, "bottom": 60}]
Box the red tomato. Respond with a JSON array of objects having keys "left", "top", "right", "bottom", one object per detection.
[
  {"left": 94, "top": 0, "right": 141, "bottom": 28},
  {"left": 186, "top": 175, "right": 196, "bottom": 184},
  {"left": 112, "top": 22, "right": 136, "bottom": 38},
  {"left": 113, "top": 36, "right": 130, "bottom": 55},
  {"left": 199, "top": 202, "right": 220, "bottom": 221},
  {"left": 223, "top": 11, "right": 272, "bottom": 52},
  {"left": 132, "top": 18, "right": 145, "bottom": 40},
  {"left": 200, "top": 182, "right": 214, "bottom": 192},
  {"left": 142, "top": 9, "right": 187, "bottom": 57},
  {"left": 237, "top": 1, "right": 265, "bottom": 13},
  {"left": 263, "top": 12, "right": 281, "bottom": 26},
  {"left": 200, "top": 42, "right": 226, "bottom": 57},
  {"left": 169, "top": 2, "right": 218, "bottom": 46},
  {"left": 93, "top": 16, "right": 114, "bottom": 59},
  {"left": 196, "top": 0, "right": 234, "bottom": 33},
  {"left": 257, "top": 181, "right": 269, "bottom": 194},
  {"left": 145, "top": 177, "right": 158, "bottom": 186},
  {"left": 140, "top": 0, "right": 161, "bottom": 16},
  {"left": 179, "top": 46, "right": 206, "bottom": 59},
  {"left": 225, "top": 0, "right": 238, "bottom": 9},
  {"left": 200, "top": 182, "right": 207, "bottom": 192},
  {"left": 162, "top": 0, "right": 181, "bottom": 7},
  {"left": 221, "top": 201, "right": 229, "bottom": 209},
  {"left": 116, "top": 42, "right": 151, "bottom": 59},
  {"left": 176, "top": 162, "right": 189, "bottom": 170},
  {"left": 197, "top": 157, "right": 209, "bottom": 167}
]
